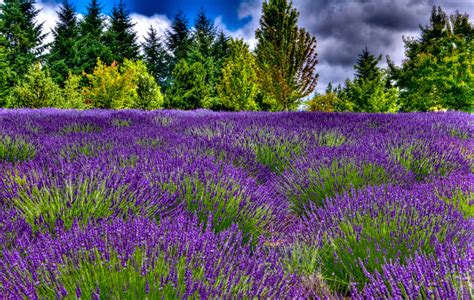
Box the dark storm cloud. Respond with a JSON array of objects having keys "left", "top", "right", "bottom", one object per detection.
[{"left": 287, "top": 0, "right": 474, "bottom": 91}]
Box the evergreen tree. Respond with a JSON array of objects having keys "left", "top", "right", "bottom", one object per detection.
[
  {"left": 354, "top": 47, "right": 381, "bottom": 81},
  {"left": 76, "top": 0, "right": 112, "bottom": 74},
  {"left": 255, "top": 0, "right": 318, "bottom": 110},
  {"left": 191, "top": 8, "right": 216, "bottom": 59},
  {"left": 389, "top": 6, "right": 473, "bottom": 111},
  {"left": 165, "top": 10, "right": 191, "bottom": 66},
  {"left": 166, "top": 59, "right": 208, "bottom": 110},
  {"left": 0, "top": 0, "right": 47, "bottom": 96},
  {"left": 106, "top": 0, "right": 139, "bottom": 62},
  {"left": 217, "top": 39, "right": 259, "bottom": 111},
  {"left": 342, "top": 48, "right": 398, "bottom": 112},
  {"left": 142, "top": 26, "right": 170, "bottom": 91},
  {"left": 48, "top": 0, "right": 79, "bottom": 84}
]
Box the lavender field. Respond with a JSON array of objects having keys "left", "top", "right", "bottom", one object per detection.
[{"left": 0, "top": 109, "right": 472, "bottom": 298}]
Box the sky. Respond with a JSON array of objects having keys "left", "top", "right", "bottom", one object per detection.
[{"left": 4, "top": 0, "right": 474, "bottom": 92}]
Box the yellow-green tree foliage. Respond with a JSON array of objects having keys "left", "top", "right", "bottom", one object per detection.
[
  {"left": 61, "top": 72, "right": 87, "bottom": 109},
  {"left": 217, "top": 39, "right": 259, "bottom": 111},
  {"left": 82, "top": 58, "right": 134, "bottom": 109},
  {"left": 306, "top": 92, "right": 352, "bottom": 112},
  {"left": 8, "top": 63, "right": 63, "bottom": 108},
  {"left": 121, "top": 59, "right": 164, "bottom": 110},
  {"left": 83, "top": 58, "right": 163, "bottom": 110}
]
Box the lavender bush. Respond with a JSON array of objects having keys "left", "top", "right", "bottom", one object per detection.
[{"left": 0, "top": 109, "right": 472, "bottom": 298}]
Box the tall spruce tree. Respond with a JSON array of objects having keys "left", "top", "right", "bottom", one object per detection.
[
  {"left": 255, "top": 0, "right": 318, "bottom": 111},
  {"left": 165, "top": 10, "right": 191, "bottom": 66},
  {"left": 142, "top": 26, "right": 170, "bottom": 91},
  {"left": 0, "top": 0, "right": 47, "bottom": 98},
  {"left": 389, "top": 6, "right": 473, "bottom": 111},
  {"left": 48, "top": 0, "right": 79, "bottom": 84},
  {"left": 341, "top": 48, "right": 398, "bottom": 112},
  {"left": 76, "top": 0, "right": 112, "bottom": 74},
  {"left": 191, "top": 8, "right": 216, "bottom": 59},
  {"left": 106, "top": 0, "right": 139, "bottom": 62},
  {"left": 354, "top": 47, "right": 381, "bottom": 81}
]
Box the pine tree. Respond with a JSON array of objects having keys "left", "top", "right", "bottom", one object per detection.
[
  {"left": 191, "top": 8, "right": 216, "bottom": 59},
  {"left": 342, "top": 48, "right": 398, "bottom": 112},
  {"left": 166, "top": 59, "right": 208, "bottom": 110},
  {"left": 0, "top": 0, "right": 47, "bottom": 95},
  {"left": 142, "top": 26, "right": 170, "bottom": 91},
  {"left": 106, "top": 0, "right": 139, "bottom": 62},
  {"left": 255, "top": 0, "right": 318, "bottom": 110},
  {"left": 354, "top": 47, "right": 381, "bottom": 81},
  {"left": 389, "top": 6, "right": 473, "bottom": 111},
  {"left": 48, "top": 0, "right": 79, "bottom": 84},
  {"left": 165, "top": 10, "right": 191, "bottom": 66},
  {"left": 76, "top": 0, "right": 112, "bottom": 74}
]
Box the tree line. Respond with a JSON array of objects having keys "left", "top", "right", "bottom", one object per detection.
[
  {"left": 0, "top": 0, "right": 317, "bottom": 111},
  {"left": 308, "top": 7, "right": 473, "bottom": 112},
  {"left": 0, "top": 0, "right": 471, "bottom": 112}
]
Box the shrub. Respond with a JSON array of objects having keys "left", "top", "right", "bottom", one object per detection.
[{"left": 8, "top": 63, "right": 63, "bottom": 108}]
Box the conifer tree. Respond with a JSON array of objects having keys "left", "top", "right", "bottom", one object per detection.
[
  {"left": 341, "top": 48, "right": 398, "bottom": 112},
  {"left": 255, "top": 0, "right": 318, "bottom": 111},
  {"left": 165, "top": 10, "right": 191, "bottom": 66},
  {"left": 0, "top": 0, "right": 47, "bottom": 95},
  {"left": 354, "top": 47, "right": 381, "bottom": 81},
  {"left": 76, "top": 0, "right": 112, "bottom": 74},
  {"left": 106, "top": 0, "right": 139, "bottom": 62},
  {"left": 142, "top": 26, "right": 170, "bottom": 91},
  {"left": 191, "top": 8, "right": 216, "bottom": 59},
  {"left": 48, "top": 0, "right": 79, "bottom": 84}
]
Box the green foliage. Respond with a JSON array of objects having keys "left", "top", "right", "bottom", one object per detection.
[
  {"left": 9, "top": 177, "right": 159, "bottom": 233},
  {"left": 388, "top": 141, "right": 459, "bottom": 181},
  {"left": 318, "top": 211, "right": 448, "bottom": 294},
  {"left": 122, "top": 59, "right": 164, "bottom": 110},
  {"left": 340, "top": 48, "right": 399, "bottom": 112},
  {"left": 61, "top": 73, "right": 87, "bottom": 109},
  {"left": 306, "top": 92, "right": 352, "bottom": 112},
  {"left": 0, "top": 0, "right": 46, "bottom": 89},
  {"left": 255, "top": 0, "right": 318, "bottom": 110},
  {"left": 390, "top": 7, "right": 473, "bottom": 112},
  {"left": 288, "top": 161, "right": 388, "bottom": 215},
  {"left": 165, "top": 10, "right": 191, "bottom": 68},
  {"left": 142, "top": 25, "right": 171, "bottom": 90},
  {"left": 48, "top": 0, "right": 79, "bottom": 84},
  {"left": 112, "top": 118, "right": 131, "bottom": 127},
  {"left": 82, "top": 59, "right": 135, "bottom": 109},
  {"left": 217, "top": 39, "right": 260, "bottom": 111},
  {"left": 315, "top": 129, "right": 347, "bottom": 147},
  {"left": 162, "top": 174, "right": 272, "bottom": 244},
  {"left": 60, "top": 123, "right": 101, "bottom": 134},
  {"left": 105, "top": 0, "right": 140, "bottom": 63},
  {"left": 75, "top": 0, "right": 113, "bottom": 74},
  {"left": 166, "top": 59, "right": 209, "bottom": 109},
  {"left": 8, "top": 63, "right": 63, "bottom": 108},
  {"left": 253, "top": 141, "right": 301, "bottom": 174},
  {"left": 0, "top": 135, "right": 36, "bottom": 162}
]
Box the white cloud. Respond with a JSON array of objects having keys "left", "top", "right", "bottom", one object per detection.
[
  {"left": 36, "top": 1, "right": 61, "bottom": 45},
  {"left": 131, "top": 13, "right": 171, "bottom": 44},
  {"left": 214, "top": 0, "right": 263, "bottom": 49},
  {"left": 16, "top": 1, "right": 171, "bottom": 49}
]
